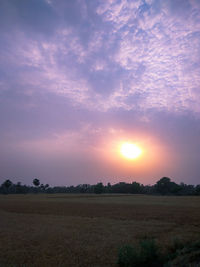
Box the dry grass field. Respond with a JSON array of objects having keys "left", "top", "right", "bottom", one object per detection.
[{"left": 0, "top": 194, "right": 200, "bottom": 266}]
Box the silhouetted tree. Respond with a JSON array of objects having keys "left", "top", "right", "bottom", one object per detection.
[
  {"left": 111, "top": 182, "right": 130, "bottom": 193},
  {"left": 33, "top": 178, "right": 40, "bottom": 187},
  {"left": 1, "top": 176, "right": 200, "bottom": 196},
  {"left": 33, "top": 178, "right": 40, "bottom": 193},
  {"left": 16, "top": 182, "right": 22, "bottom": 194},
  {"left": 131, "top": 181, "right": 142, "bottom": 194},
  {"left": 195, "top": 185, "right": 200, "bottom": 195},
  {"left": 155, "top": 177, "right": 180, "bottom": 195},
  {"left": 106, "top": 182, "right": 112, "bottom": 193},
  {"left": 155, "top": 177, "right": 171, "bottom": 195},
  {"left": 178, "top": 183, "right": 195, "bottom": 195},
  {"left": 94, "top": 182, "right": 104, "bottom": 194},
  {"left": 40, "top": 184, "right": 45, "bottom": 191},
  {"left": 44, "top": 184, "right": 49, "bottom": 191},
  {"left": 2, "top": 179, "right": 12, "bottom": 194}
]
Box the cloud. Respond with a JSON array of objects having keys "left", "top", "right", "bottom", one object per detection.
[
  {"left": 96, "top": 0, "right": 200, "bottom": 113},
  {"left": 2, "top": 0, "right": 199, "bottom": 114},
  {"left": 0, "top": 0, "right": 200, "bottom": 185}
]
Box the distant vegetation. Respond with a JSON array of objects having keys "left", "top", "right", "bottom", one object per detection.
[{"left": 0, "top": 177, "right": 200, "bottom": 195}]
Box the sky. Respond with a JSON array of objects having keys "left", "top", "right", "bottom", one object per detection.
[{"left": 0, "top": 0, "right": 200, "bottom": 186}]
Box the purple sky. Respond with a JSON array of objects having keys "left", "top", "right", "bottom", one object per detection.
[{"left": 1, "top": 0, "right": 200, "bottom": 186}]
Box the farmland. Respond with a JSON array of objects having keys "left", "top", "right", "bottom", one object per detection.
[{"left": 0, "top": 194, "right": 200, "bottom": 266}]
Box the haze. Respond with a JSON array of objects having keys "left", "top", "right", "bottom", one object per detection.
[{"left": 0, "top": 0, "right": 200, "bottom": 186}]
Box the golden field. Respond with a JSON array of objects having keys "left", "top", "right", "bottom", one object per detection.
[{"left": 0, "top": 194, "right": 200, "bottom": 266}]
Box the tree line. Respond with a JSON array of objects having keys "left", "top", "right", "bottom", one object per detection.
[{"left": 0, "top": 177, "right": 200, "bottom": 195}]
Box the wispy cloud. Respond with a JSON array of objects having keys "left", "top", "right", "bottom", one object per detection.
[
  {"left": 1, "top": 0, "right": 200, "bottom": 184},
  {"left": 96, "top": 0, "right": 200, "bottom": 112},
  {"left": 2, "top": 0, "right": 200, "bottom": 113}
]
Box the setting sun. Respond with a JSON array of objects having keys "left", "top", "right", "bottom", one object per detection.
[{"left": 120, "top": 142, "right": 142, "bottom": 160}]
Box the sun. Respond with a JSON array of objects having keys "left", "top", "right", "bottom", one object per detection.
[{"left": 120, "top": 142, "right": 142, "bottom": 160}]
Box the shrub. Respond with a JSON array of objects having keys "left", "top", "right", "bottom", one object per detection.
[
  {"left": 118, "top": 239, "right": 162, "bottom": 267},
  {"left": 139, "top": 239, "right": 160, "bottom": 266},
  {"left": 165, "top": 240, "right": 200, "bottom": 266},
  {"left": 118, "top": 238, "right": 200, "bottom": 267},
  {"left": 118, "top": 245, "right": 139, "bottom": 267}
]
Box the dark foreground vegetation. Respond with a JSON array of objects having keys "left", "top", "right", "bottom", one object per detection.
[
  {"left": 1, "top": 177, "right": 200, "bottom": 196},
  {"left": 118, "top": 238, "right": 200, "bottom": 267}
]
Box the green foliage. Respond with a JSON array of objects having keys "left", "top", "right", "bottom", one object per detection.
[{"left": 118, "top": 239, "right": 162, "bottom": 267}]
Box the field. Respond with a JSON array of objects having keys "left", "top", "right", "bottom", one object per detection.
[{"left": 0, "top": 194, "right": 200, "bottom": 266}]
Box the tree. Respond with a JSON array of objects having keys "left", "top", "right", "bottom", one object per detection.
[
  {"left": 131, "top": 182, "right": 142, "bottom": 194},
  {"left": 195, "top": 185, "right": 200, "bottom": 195},
  {"left": 94, "top": 182, "right": 104, "bottom": 194},
  {"left": 44, "top": 184, "right": 49, "bottom": 190},
  {"left": 2, "top": 179, "right": 12, "bottom": 194},
  {"left": 112, "top": 182, "right": 131, "bottom": 193},
  {"left": 16, "top": 182, "right": 22, "bottom": 194},
  {"left": 179, "top": 183, "right": 195, "bottom": 195},
  {"left": 106, "top": 182, "right": 112, "bottom": 193},
  {"left": 155, "top": 177, "right": 180, "bottom": 195},
  {"left": 40, "top": 184, "right": 45, "bottom": 191},
  {"left": 33, "top": 178, "right": 40, "bottom": 187}
]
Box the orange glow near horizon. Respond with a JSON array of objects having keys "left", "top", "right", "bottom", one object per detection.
[
  {"left": 89, "top": 129, "right": 168, "bottom": 184},
  {"left": 101, "top": 134, "right": 167, "bottom": 178}
]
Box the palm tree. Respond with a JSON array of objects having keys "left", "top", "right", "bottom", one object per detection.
[
  {"left": 33, "top": 179, "right": 40, "bottom": 193},
  {"left": 33, "top": 178, "right": 40, "bottom": 187},
  {"left": 2, "top": 179, "right": 12, "bottom": 194}
]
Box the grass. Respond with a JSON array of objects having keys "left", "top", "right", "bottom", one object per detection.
[{"left": 0, "top": 194, "right": 200, "bottom": 266}]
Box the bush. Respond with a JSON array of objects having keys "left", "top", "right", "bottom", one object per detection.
[
  {"left": 118, "top": 238, "right": 200, "bottom": 267},
  {"left": 118, "top": 245, "right": 138, "bottom": 267},
  {"left": 139, "top": 239, "right": 160, "bottom": 266},
  {"left": 165, "top": 240, "right": 200, "bottom": 266},
  {"left": 118, "top": 239, "right": 162, "bottom": 267}
]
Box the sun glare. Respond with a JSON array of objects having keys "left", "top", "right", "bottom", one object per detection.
[{"left": 120, "top": 142, "right": 142, "bottom": 160}]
